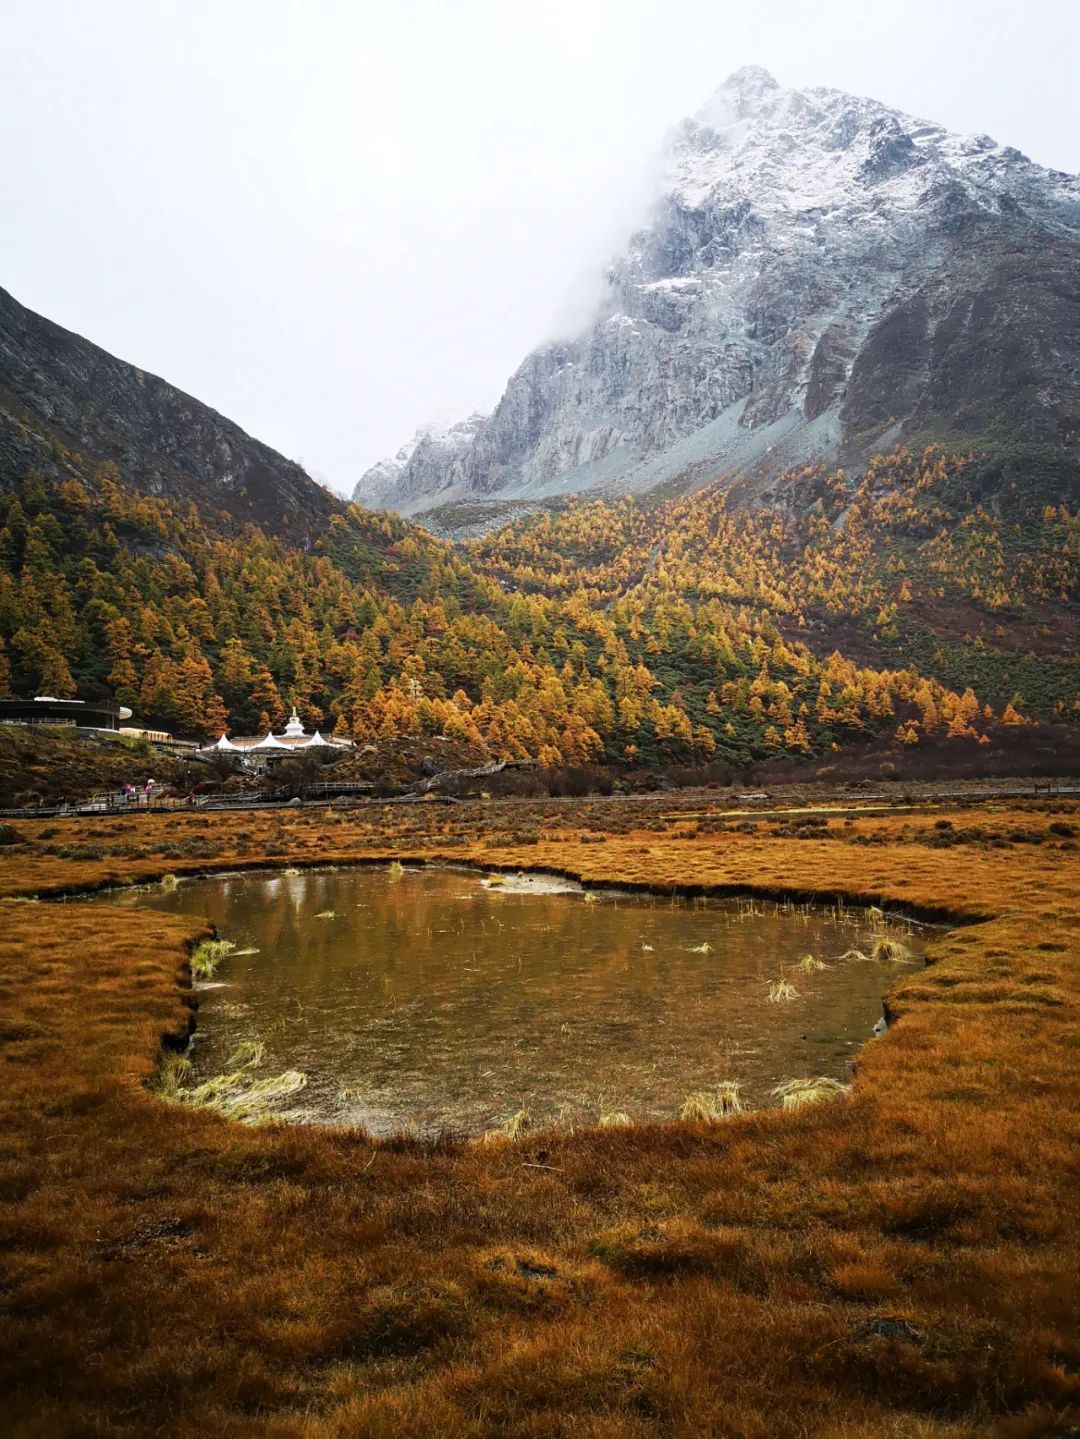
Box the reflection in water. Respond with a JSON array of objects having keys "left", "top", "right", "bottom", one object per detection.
[{"left": 101, "top": 866, "right": 925, "bottom": 1137}]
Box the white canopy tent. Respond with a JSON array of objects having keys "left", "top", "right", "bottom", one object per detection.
[{"left": 253, "top": 732, "right": 287, "bottom": 750}]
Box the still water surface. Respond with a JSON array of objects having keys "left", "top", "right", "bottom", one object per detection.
[{"left": 103, "top": 865, "right": 924, "bottom": 1136}]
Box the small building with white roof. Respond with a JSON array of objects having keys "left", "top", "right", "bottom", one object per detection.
[{"left": 196, "top": 708, "right": 352, "bottom": 763}]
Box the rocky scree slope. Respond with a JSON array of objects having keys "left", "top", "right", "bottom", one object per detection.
[
  {"left": 356, "top": 66, "right": 1080, "bottom": 521},
  {"left": 0, "top": 285, "right": 341, "bottom": 545}
]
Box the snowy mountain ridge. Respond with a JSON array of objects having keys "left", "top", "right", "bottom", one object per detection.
[{"left": 355, "top": 67, "right": 1080, "bottom": 522}]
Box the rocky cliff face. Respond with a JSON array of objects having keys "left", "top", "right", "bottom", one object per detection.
[
  {"left": 0, "top": 286, "right": 340, "bottom": 544},
  {"left": 356, "top": 67, "right": 1080, "bottom": 519}
]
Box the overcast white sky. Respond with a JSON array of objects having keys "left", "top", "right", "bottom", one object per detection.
[{"left": 3, "top": 0, "right": 1077, "bottom": 494}]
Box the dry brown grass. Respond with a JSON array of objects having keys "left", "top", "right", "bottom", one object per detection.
[{"left": 0, "top": 796, "right": 1078, "bottom": 1437}]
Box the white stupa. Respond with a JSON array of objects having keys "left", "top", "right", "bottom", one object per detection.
[{"left": 197, "top": 705, "right": 352, "bottom": 757}]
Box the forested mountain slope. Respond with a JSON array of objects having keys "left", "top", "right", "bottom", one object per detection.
[
  {"left": 1, "top": 273, "right": 1074, "bottom": 772},
  {"left": 0, "top": 286, "right": 339, "bottom": 545},
  {"left": 0, "top": 442, "right": 1075, "bottom": 772}
]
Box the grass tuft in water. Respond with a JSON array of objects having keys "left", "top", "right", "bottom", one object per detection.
[
  {"left": 314, "top": 910, "right": 336, "bottom": 920},
  {"left": 767, "top": 978, "right": 799, "bottom": 1002},
  {"left": 772, "top": 1076, "right": 850, "bottom": 1110},
  {"left": 715, "top": 1080, "right": 743, "bottom": 1117},
  {"left": 189, "top": 939, "right": 235, "bottom": 979},
  {"left": 870, "top": 935, "right": 913, "bottom": 963},
  {"left": 184, "top": 1068, "right": 308, "bottom": 1122},
  {"left": 226, "top": 1039, "right": 265, "bottom": 1071},
  {"left": 680, "top": 1091, "right": 719, "bottom": 1121},
  {"left": 160, "top": 873, "right": 179, "bottom": 892},
  {"left": 151, "top": 1051, "right": 192, "bottom": 1100},
  {"left": 796, "top": 953, "right": 826, "bottom": 973},
  {"left": 680, "top": 1081, "right": 743, "bottom": 1122},
  {"left": 151, "top": 1035, "right": 304, "bottom": 1123}
]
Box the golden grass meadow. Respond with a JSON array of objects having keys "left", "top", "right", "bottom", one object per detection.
[{"left": 1, "top": 794, "right": 1078, "bottom": 1438}]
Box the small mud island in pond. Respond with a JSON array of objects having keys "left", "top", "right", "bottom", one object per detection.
[{"left": 1, "top": 793, "right": 1077, "bottom": 1436}]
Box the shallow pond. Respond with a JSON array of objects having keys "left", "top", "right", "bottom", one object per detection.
[{"left": 102, "top": 865, "right": 926, "bottom": 1136}]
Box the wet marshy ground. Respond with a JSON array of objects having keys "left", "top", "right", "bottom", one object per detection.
[{"left": 102, "top": 865, "right": 925, "bottom": 1136}]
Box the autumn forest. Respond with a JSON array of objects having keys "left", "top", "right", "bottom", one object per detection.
[{"left": 0, "top": 443, "right": 1076, "bottom": 770}]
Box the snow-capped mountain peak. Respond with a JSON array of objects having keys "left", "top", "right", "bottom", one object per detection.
[
  {"left": 354, "top": 414, "right": 487, "bottom": 507},
  {"left": 698, "top": 64, "right": 780, "bottom": 122},
  {"left": 354, "top": 71, "right": 1080, "bottom": 523}
]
